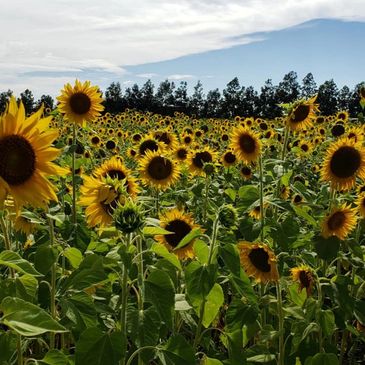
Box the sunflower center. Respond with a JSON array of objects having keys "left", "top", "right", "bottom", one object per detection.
[
  {"left": 139, "top": 140, "right": 158, "bottom": 155},
  {"left": 192, "top": 151, "right": 213, "bottom": 169},
  {"left": 327, "top": 211, "right": 345, "bottom": 230},
  {"left": 224, "top": 152, "right": 236, "bottom": 164},
  {"left": 241, "top": 166, "right": 251, "bottom": 176},
  {"left": 330, "top": 146, "right": 361, "bottom": 178},
  {"left": 156, "top": 132, "right": 171, "bottom": 145},
  {"left": 147, "top": 156, "right": 173, "bottom": 180},
  {"left": 69, "top": 92, "right": 91, "bottom": 115},
  {"left": 177, "top": 148, "right": 187, "bottom": 159},
  {"left": 301, "top": 144, "right": 309, "bottom": 152},
  {"left": 165, "top": 219, "right": 192, "bottom": 248},
  {"left": 106, "top": 140, "right": 116, "bottom": 150},
  {"left": 299, "top": 270, "right": 311, "bottom": 288},
  {"left": 238, "top": 134, "right": 256, "bottom": 154},
  {"left": 0, "top": 135, "right": 36, "bottom": 185},
  {"left": 292, "top": 104, "right": 310, "bottom": 123},
  {"left": 248, "top": 247, "right": 271, "bottom": 273},
  {"left": 91, "top": 136, "right": 100, "bottom": 144},
  {"left": 331, "top": 124, "right": 345, "bottom": 137}
]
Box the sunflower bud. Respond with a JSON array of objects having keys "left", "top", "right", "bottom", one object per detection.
[
  {"left": 203, "top": 162, "right": 215, "bottom": 175},
  {"left": 218, "top": 204, "right": 238, "bottom": 230},
  {"left": 113, "top": 201, "right": 145, "bottom": 234}
]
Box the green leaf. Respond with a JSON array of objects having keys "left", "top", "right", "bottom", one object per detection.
[
  {"left": 41, "top": 349, "right": 70, "bottom": 365},
  {"left": 317, "top": 309, "right": 336, "bottom": 338},
  {"left": 219, "top": 244, "right": 241, "bottom": 276},
  {"left": 173, "top": 228, "right": 202, "bottom": 250},
  {"left": 238, "top": 186, "right": 260, "bottom": 210},
  {"left": 292, "top": 205, "right": 317, "bottom": 226},
  {"left": 186, "top": 262, "right": 217, "bottom": 301},
  {"left": 16, "top": 274, "right": 38, "bottom": 301},
  {"left": 193, "top": 239, "right": 209, "bottom": 264},
  {"left": 225, "top": 298, "right": 259, "bottom": 332},
  {"left": 143, "top": 226, "right": 173, "bottom": 235},
  {"left": 0, "top": 297, "right": 67, "bottom": 336},
  {"left": 229, "top": 272, "right": 258, "bottom": 304},
  {"left": 202, "top": 357, "right": 224, "bottom": 365},
  {"left": 313, "top": 235, "right": 341, "bottom": 261},
  {"left": 0, "top": 250, "right": 42, "bottom": 276},
  {"left": 246, "top": 354, "right": 276, "bottom": 362},
  {"left": 158, "top": 335, "right": 195, "bottom": 365},
  {"left": 63, "top": 247, "right": 83, "bottom": 269},
  {"left": 280, "top": 170, "right": 293, "bottom": 186},
  {"left": 145, "top": 269, "right": 175, "bottom": 329},
  {"left": 225, "top": 188, "right": 236, "bottom": 202},
  {"left": 311, "top": 353, "right": 339, "bottom": 365},
  {"left": 35, "top": 246, "right": 59, "bottom": 275},
  {"left": 151, "top": 243, "right": 182, "bottom": 270},
  {"left": 288, "top": 283, "right": 307, "bottom": 307},
  {"left": 199, "top": 283, "right": 224, "bottom": 327},
  {"left": 75, "top": 328, "right": 123, "bottom": 365},
  {"left": 271, "top": 216, "right": 300, "bottom": 250}
]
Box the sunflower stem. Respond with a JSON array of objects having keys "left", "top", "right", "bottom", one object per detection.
[
  {"left": 258, "top": 155, "right": 265, "bottom": 242},
  {"left": 203, "top": 175, "right": 210, "bottom": 224},
  {"left": 155, "top": 189, "right": 160, "bottom": 216},
  {"left": 125, "top": 346, "right": 157, "bottom": 365},
  {"left": 71, "top": 122, "right": 77, "bottom": 225},
  {"left": 17, "top": 334, "right": 23, "bottom": 365},
  {"left": 136, "top": 233, "right": 145, "bottom": 365},
  {"left": 120, "top": 233, "right": 132, "bottom": 365},
  {"left": 276, "top": 281, "right": 284, "bottom": 365},
  {"left": 0, "top": 215, "right": 15, "bottom": 278}
]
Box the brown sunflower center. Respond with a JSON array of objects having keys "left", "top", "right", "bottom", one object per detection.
[
  {"left": 299, "top": 270, "right": 311, "bottom": 288},
  {"left": 248, "top": 247, "right": 271, "bottom": 273},
  {"left": 292, "top": 104, "right": 310, "bottom": 123},
  {"left": 327, "top": 211, "right": 345, "bottom": 230},
  {"left": 147, "top": 156, "right": 173, "bottom": 180},
  {"left": 102, "top": 197, "right": 119, "bottom": 215},
  {"left": 139, "top": 140, "right": 158, "bottom": 155},
  {"left": 156, "top": 132, "right": 171, "bottom": 145},
  {"left": 106, "top": 140, "right": 116, "bottom": 150},
  {"left": 241, "top": 166, "right": 252, "bottom": 176},
  {"left": 0, "top": 135, "right": 36, "bottom": 185},
  {"left": 91, "top": 136, "right": 100, "bottom": 144},
  {"left": 238, "top": 134, "right": 256, "bottom": 154},
  {"left": 192, "top": 151, "right": 213, "bottom": 169},
  {"left": 165, "top": 219, "right": 192, "bottom": 248},
  {"left": 330, "top": 146, "right": 361, "bottom": 178},
  {"left": 331, "top": 124, "right": 345, "bottom": 137},
  {"left": 105, "top": 169, "right": 126, "bottom": 181},
  {"left": 301, "top": 144, "right": 309, "bottom": 152},
  {"left": 69, "top": 92, "right": 91, "bottom": 115},
  {"left": 224, "top": 152, "right": 236, "bottom": 164},
  {"left": 177, "top": 148, "right": 188, "bottom": 159}
]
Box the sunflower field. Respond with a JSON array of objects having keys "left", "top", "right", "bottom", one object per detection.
[{"left": 0, "top": 80, "right": 365, "bottom": 365}]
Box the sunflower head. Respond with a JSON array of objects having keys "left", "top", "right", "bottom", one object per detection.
[
  {"left": 114, "top": 200, "right": 145, "bottom": 234},
  {"left": 57, "top": 80, "right": 104, "bottom": 127},
  {"left": 218, "top": 204, "right": 238, "bottom": 230},
  {"left": 238, "top": 241, "right": 279, "bottom": 284},
  {"left": 321, "top": 204, "right": 357, "bottom": 240},
  {"left": 188, "top": 148, "right": 217, "bottom": 176},
  {"left": 286, "top": 95, "right": 319, "bottom": 131},
  {"left": 291, "top": 265, "right": 315, "bottom": 296},
  {"left": 230, "top": 127, "right": 261, "bottom": 163}
]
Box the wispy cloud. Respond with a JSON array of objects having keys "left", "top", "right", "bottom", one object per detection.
[
  {"left": 136, "top": 73, "right": 159, "bottom": 78},
  {"left": 167, "top": 74, "right": 195, "bottom": 80}
]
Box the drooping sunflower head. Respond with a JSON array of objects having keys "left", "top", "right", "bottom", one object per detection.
[
  {"left": 155, "top": 208, "right": 200, "bottom": 260},
  {"left": 0, "top": 97, "right": 67, "bottom": 210},
  {"left": 230, "top": 126, "right": 261, "bottom": 164},
  {"left": 321, "top": 138, "right": 365, "bottom": 191},
  {"left": 188, "top": 147, "right": 217, "bottom": 176},
  {"left": 286, "top": 95, "right": 319, "bottom": 131},
  {"left": 57, "top": 80, "right": 104, "bottom": 127},
  {"left": 321, "top": 204, "right": 357, "bottom": 240},
  {"left": 139, "top": 151, "right": 180, "bottom": 191},
  {"left": 237, "top": 241, "right": 279, "bottom": 284},
  {"left": 291, "top": 265, "right": 315, "bottom": 296}
]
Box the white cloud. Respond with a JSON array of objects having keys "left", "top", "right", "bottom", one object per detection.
[
  {"left": 136, "top": 73, "right": 159, "bottom": 78},
  {"left": 167, "top": 74, "right": 195, "bottom": 80},
  {"left": 0, "top": 0, "right": 365, "bottom": 96}
]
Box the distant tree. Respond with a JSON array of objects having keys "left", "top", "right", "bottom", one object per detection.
[
  {"left": 301, "top": 72, "right": 317, "bottom": 98},
  {"left": 0, "top": 89, "right": 13, "bottom": 114},
  {"left": 203, "top": 88, "right": 222, "bottom": 117},
  {"left": 19, "top": 89, "right": 34, "bottom": 115},
  {"left": 140, "top": 80, "right": 156, "bottom": 112},
  {"left": 338, "top": 85, "right": 351, "bottom": 111},
  {"left": 258, "top": 79, "right": 281, "bottom": 119},
  {"left": 348, "top": 82, "right": 365, "bottom": 118},
  {"left": 317, "top": 79, "right": 339, "bottom": 115},
  {"left": 155, "top": 80, "right": 176, "bottom": 114},
  {"left": 189, "top": 81, "right": 205, "bottom": 117},
  {"left": 174, "top": 81, "right": 189, "bottom": 113},
  {"left": 35, "top": 94, "right": 54, "bottom": 111},
  {"left": 241, "top": 86, "right": 259, "bottom": 117},
  {"left": 105, "top": 82, "right": 124, "bottom": 113},
  {"left": 276, "top": 71, "right": 300, "bottom": 104},
  {"left": 221, "top": 77, "right": 242, "bottom": 117},
  {"left": 125, "top": 84, "right": 142, "bottom": 110}
]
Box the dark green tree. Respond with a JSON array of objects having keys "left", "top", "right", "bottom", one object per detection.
[
  {"left": 0, "top": 89, "right": 13, "bottom": 113},
  {"left": 19, "top": 89, "right": 34, "bottom": 115},
  {"left": 221, "top": 77, "right": 242, "bottom": 117},
  {"left": 35, "top": 94, "right": 54, "bottom": 111},
  {"left": 338, "top": 85, "right": 351, "bottom": 111},
  {"left": 174, "top": 81, "right": 189, "bottom": 113},
  {"left": 125, "top": 84, "right": 142, "bottom": 110},
  {"left": 140, "top": 80, "right": 156, "bottom": 112},
  {"left": 301, "top": 73, "right": 317, "bottom": 98},
  {"left": 189, "top": 81, "right": 204, "bottom": 117},
  {"left": 317, "top": 79, "right": 339, "bottom": 115},
  {"left": 203, "top": 88, "right": 222, "bottom": 117},
  {"left": 155, "top": 80, "right": 175, "bottom": 114},
  {"left": 276, "top": 71, "right": 300, "bottom": 104},
  {"left": 105, "top": 82, "right": 124, "bottom": 113},
  {"left": 348, "top": 82, "right": 365, "bottom": 118},
  {"left": 258, "top": 79, "right": 281, "bottom": 119},
  {"left": 241, "top": 86, "right": 259, "bottom": 117}
]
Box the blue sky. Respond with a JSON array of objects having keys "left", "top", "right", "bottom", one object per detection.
[{"left": 0, "top": 0, "right": 364, "bottom": 97}]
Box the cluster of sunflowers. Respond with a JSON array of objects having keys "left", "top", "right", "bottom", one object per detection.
[{"left": 1, "top": 80, "right": 365, "bottom": 364}]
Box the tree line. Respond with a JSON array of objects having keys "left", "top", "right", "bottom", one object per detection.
[{"left": 1, "top": 71, "right": 364, "bottom": 119}]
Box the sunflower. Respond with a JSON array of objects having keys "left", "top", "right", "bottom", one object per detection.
[
  {"left": 13, "top": 213, "right": 36, "bottom": 235},
  {"left": 356, "top": 194, "right": 365, "bottom": 218},
  {"left": 188, "top": 147, "right": 217, "bottom": 176},
  {"left": 331, "top": 123, "right": 345, "bottom": 138},
  {"left": 139, "top": 151, "right": 180, "bottom": 190},
  {"left": 237, "top": 241, "right": 279, "bottom": 284},
  {"left": 79, "top": 176, "right": 128, "bottom": 227},
  {"left": 230, "top": 126, "right": 261, "bottom": 163},
  {"left": 175, "top": 146, "right": 189, "bottom": 162},
  {"left": 57, "top": 80, "right": 104, "bottom": 127},
  {"left": 336, "top": 110, "right": 349, "bottom": 122},
  {"left": 221, "top": 149, "right": 237, "bottom": 167},
  {"left": 92, "top": 156, "right": 139, "bottom": 198},
  {"left": 0, "top": 97, "right": 67, "bottom": 210},
  {"left": 240, "top": 165, "right": 253, "bottom": 180},
  {"left": 291, "top": 265, "right": 315, "bottom": 296},
  {"left": 321, "top": 138, "right": 365, "bottom": 191},
  {"left": 154, "top": 130, "right": 178, "bottom": 151},
  {"left": 286, "top": 95, "right": 319, "bottom": 131},
  {"left": 136, "top": 134, "right": 163, "bottom": 158},
  {"left": 154, "top": 208, "right": 200, "bottom": 260},
  {"left": 321, "top": 204, "right": 357, "bottom": 240},
  {"left": 346, "top": 127, "right": 363, "bottom": 144}
]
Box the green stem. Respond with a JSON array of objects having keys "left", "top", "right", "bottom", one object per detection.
[
  {"left": 71, "top": 122, "right": 77, "bottom": 225},
  {"left": 136, "top": 234, "right": 144, "bottom": 365},
  {"left": 339, "top": 329, "right": 348, "bottom": 365},
  {"left": 260, "top": 283, "right": 266, "bottom": 327},
  {"left": 276, "top": 281, "right": 284, "bottom": 365},
  {"left": 125, "top": 346, "right": 157, "bottom": 365},
  {"left": 258, "top": 155, "right": 265, "bottom": 242},
  {"left": 207, "top": 217, "right": 219, "bottom": 266},
  {"left": 0, "top": 215, "right": 14, "bottom": 278},
  {"left": 120, "top": 233, "right": 132, "bottom": 365},
  {"left": 281, "top": 125, "right": 290, "bottom": 161},
  {"left": 203, "top": 175, "right": 210, "bottom": 224},
  {"left": 17, "top": 334, "right": 23, "bottom": 365}
]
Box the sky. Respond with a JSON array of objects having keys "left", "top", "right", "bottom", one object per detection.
[{"left": 1, "top": 0, "right": 365, "bottom": 97}]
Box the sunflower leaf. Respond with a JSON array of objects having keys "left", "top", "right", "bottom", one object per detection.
[
  {"left": 143, "top": 226, "right": 173, "bottom": 235},
  {"left": 173, "top": 228, "right": 202, "bottom": 250},
  {"left": 0, "top": 250, "right": 42, "bottom": 276}
]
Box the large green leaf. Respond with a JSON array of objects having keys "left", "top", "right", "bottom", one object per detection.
[
  {"left": 317, "top": 309, "right": 336, "bottom": 338},
  {"left": 0, "top": 250, "right": 42, "bottom": 276},
  {"left": 311, "top": 353, "right": 339, "bottom": 365},
  {"left": 35, "top": 245, "right": 59, "bottom": 275},
  {"left": 313, "top": 235, "right": 340, "bottom": 261},
  {"left": 63, "top": 247, "right": 83, "bottom": 269},
  {"left": 75, "top": 328, "right": 123, "bottom": 365},
  {"left": 158, "top": 335, "right": 195, "bottom": 365},
  {"left": 145, "top": 268, "right": 175, "bottom": 329},
  {"left": 202, "top": 356, "right": 224, "bottom": 365},
  {"left": 151, "top": 243, "right": 182, "bottom": 270},
  {"left": 225, "top": 298, "right": 259, "bottom": 332},
  {"left": 200, "top": 283, "right": 224, "bottom": 328},
  {"left": 15, "top": 274, "right": 38, "bottom": 301},
  {"left": 0, "top": 297, "right": 67, "bottom": 336},
  {"left": 41, "top": 349, "right": 70, "bottom": 365}
]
